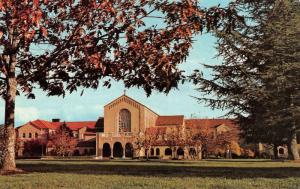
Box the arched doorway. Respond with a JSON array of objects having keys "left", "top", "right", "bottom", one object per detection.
[
  {"left": 113, "top": 142, "right": 123, "bottom": 158},
  {"left": 103, "top": 143, "right": 111, "bottom": 157},
  {"left": 125, "top": 143, "right": 134, "bottom": 158},
  {"left": 177, "top": 148, "right": 184, "bottom": 156}
]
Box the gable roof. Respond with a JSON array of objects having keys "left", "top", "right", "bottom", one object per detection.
[
  {"left": 30, "top": 120, "right": 58, "bottom": 130},
  {"left": 185, "top": 119, "right": 237, "bottom": 129},
  {"left": 105, "top": 95, "right": 159, "bottom": 116},
  {"left": 156, "top": 115, "right": 184, "bottom": 126}
]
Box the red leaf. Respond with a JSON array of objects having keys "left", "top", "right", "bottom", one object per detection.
[
  {"left": 33, "top": 0, "right": 39, "bottom": 9},
  {"left": 40, "top": 27, "right": 48, "bottom": 37},
  {"left": 0, "top": 1, "right": 5, "bottom": 11}
]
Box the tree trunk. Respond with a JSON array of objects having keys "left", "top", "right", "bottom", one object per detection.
[
  {"left": 1, "top": 76, "right": 17, "bottom": 172},
  {"left": 146, "top": 148, "right": 149, "bottom": 161},
  {"left": 197, "top": 145, "right": 202, "bottom": 160},
  {"left": 288, "top": 131, "right": 300, "bottom": 160},
  {"left": 273, "top": 144, "right": 279, "bottom": 159}
]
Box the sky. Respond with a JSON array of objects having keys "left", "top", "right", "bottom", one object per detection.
[{"left": 0, "top": 0, "right": 231, "bottom": 126}]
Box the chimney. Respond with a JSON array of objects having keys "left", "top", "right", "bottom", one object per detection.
[{"left": 52, "top": 118, "right": 60, "bottom": 122}]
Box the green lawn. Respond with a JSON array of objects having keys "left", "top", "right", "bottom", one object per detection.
[{"left": 0, "top": 159, "right": 300, "bottom": 189}]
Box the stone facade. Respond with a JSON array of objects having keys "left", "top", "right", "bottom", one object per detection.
[
  {"left": 16, "top": 120, "right": 98, "bottom": 157},
  {"left": 95, "top": 95, "right": 240, "bottom": 159}
]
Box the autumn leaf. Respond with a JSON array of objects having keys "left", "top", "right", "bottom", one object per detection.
[
  {"left": 33, "top": 0, "right": 39, "bottom": 9},
  {"left": 40, "top": 27, "right": 48, "bottom": 37}
]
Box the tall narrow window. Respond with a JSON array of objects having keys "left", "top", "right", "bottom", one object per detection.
[
  {"left": 29, "top": 133, "right": 32, "bottom": 138},
  {"left": 23, "top": 133, "right": 26, "bottom": 138},
  {"left": 119, "top": 109, "right": 131, "bottom": 132},
  {"left": 35, "top": 133, "right": 38, "bottom": 138}
]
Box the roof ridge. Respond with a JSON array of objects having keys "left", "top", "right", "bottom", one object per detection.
[{"left": 104, "top": 94, "right": 159, "bottom": 116}]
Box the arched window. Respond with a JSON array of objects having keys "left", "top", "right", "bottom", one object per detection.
[
  {"left": 165, "top": 148, "right": 172, "bottom": 156},
  {"left": 279, "top": 148, "right": 284, "bottom": 155},
  {"left": 29, "top": 133, "right": 32, "bottom": 138},
  {"left": 35, "top": 133, "right": 38, "bottom": 138},
  {"left": 177, "top": 148, "right": 184, "bottom": 156},
  {"left": 150, "top": 148, "right": 154, "bottom": 156},
  {"left": 119, "top": 109, "right": 131, "bottom": 132},
  {"left": 156, "top": 148, "right": 160, "bottom": 156},
  {"left": 23, "top": 133, "right": 26, "bottom": 138}
]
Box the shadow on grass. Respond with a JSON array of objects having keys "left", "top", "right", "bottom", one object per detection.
[{"left": 16, "top": 160, "right": 300, "bottom": 179}]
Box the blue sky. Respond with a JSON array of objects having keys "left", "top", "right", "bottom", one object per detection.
[{"left": 0, "top": 0, "right": 231, "bottom": 126}]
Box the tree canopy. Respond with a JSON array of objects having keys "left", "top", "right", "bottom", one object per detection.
[
  {"left": 0, "top": 0, "right": 237, "bottom": 97},
  {"left": 191, "top": 0, "right": 300, "bottom": 159},
  {"left": 0, "top": 0, "right": 239, "bottom": 172}
]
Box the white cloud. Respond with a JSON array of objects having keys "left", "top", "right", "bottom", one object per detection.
[{"left": 16, "top": 107, "right": 39, "bottom": 124}]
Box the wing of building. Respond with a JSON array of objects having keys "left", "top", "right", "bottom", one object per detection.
[{"left": 16, "top": 119, "right": 103, "bottom": 156}]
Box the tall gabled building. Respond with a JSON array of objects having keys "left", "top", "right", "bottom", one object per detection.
[{"left": 95, "top": 94, "right": 240, "bottom": 159}]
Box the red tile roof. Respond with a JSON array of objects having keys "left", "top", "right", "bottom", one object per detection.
[
  {"left": 19, "top": 120, "right": 96, "bottom": 131},
  {"left": 52, "top": 121, "right": 96, "bottom": 131},
  {"left": 185, "top": 119, "right": 237, "bottom": 129},
  {"left": 156, "top": 115, "right": 184, "bottom": 126},
  {"left": 30, "top": 120, "right": 58, "bottom": 130}
]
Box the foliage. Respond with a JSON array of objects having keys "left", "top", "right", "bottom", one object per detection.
[
  {"left": 48, "top": 123, "right": 77, "bottom": 156},
  {"left": 0, "top": 0, "right": 240, "bottom": 170},
  {"left": 134, "top": 128, "right": 160, "bottom": 159},
  {"left": 164, "top": 126, "right": 184, "bottom": 157},
  {"left": 212, "top": 129, "right": 240, "bottom": 157},
  {"left": 0, "top": 0, "right": 238, "bottom": 97},
  {"left": 186, "top": 125, "right": 241, "bottom": 158},
  {"left": 190, "top": 0, "right": 300, "bottom": 159},
  {"left": 22, "top": 139, "right": 46, "bottom": 156}
]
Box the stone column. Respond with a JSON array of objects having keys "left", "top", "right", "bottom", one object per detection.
[
  {"left": 122, "top": 146, "right": 126, "bottom": 159},
  {"left": 95, "top": 148, "right": 103, "bottom": 160},
  {"left": 110, "top": 146, "right": 114, "bottom": 159},
  {"left": 99, "top": 148, "right": 103, "bottom": 159}
]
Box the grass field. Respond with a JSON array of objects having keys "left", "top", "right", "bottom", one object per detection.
[{"left": 0, "top": 159, "right": 300, "bottom": 189}]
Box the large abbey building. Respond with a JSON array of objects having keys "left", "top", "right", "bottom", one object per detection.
[
  {"left": 95, "top": 94, "right": 239, "bottom": 159},
  {"left": 15, "top": 94, "right": 297, "bottom": 159}
]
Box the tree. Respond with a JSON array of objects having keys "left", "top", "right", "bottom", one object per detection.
[
  {"left": 0, "top": 125, "right": 4, "bottom": 165},
  {"left": 0, "top": 0, "right": 238, "bottom": 172},
  {"left": 186, "top": 125, "right": 240, "bottom": 159},
  {"left": 186, "top": 126, "right": 211, "bottom": 160},
  {"left": 23, "top": 139, "right": 46, "bottom": 157},
  {"left": 191, "top": 0, "right": 300, "bottom": 160},
  {"left": 134, "top": 128, "right": 160, "bottom": 160},
  {"left": 48, "top": 123, "right": 77, "bottom": 157},
  {"left": 211, "top": 129, "right": 240, "bottom": 158},
  {"left": 164, "top": 127, "right": 181, "bottom": 159}
]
